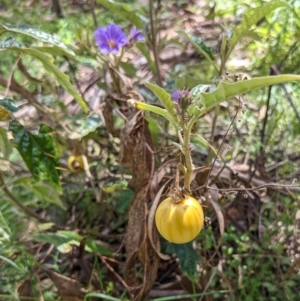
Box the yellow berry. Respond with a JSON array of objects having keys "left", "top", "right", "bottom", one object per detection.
[
  {"left": 67, "top": 155, "right": 84, "bottom": 173},
  {"left": 155, "top": 195, "right": 204, "bottom": 244}
]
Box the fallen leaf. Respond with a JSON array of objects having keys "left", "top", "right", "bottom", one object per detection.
[{"left": 45, "top": 269, "right": 87, "bottom": 301}]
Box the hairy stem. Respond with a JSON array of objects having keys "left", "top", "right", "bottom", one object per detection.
[{"left": 182, "top": 124, "right": 194, "bottom": 192}]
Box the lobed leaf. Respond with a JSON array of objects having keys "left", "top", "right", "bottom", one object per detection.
[{"left": 192, "top": 75, "right": 300, "bottom": 118}]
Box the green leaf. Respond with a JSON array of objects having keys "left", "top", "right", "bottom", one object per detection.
[
  {"left": 178, "top": 31, "right": 218, "bottom": 72},
  {"left": 166, "top": 242, "right": 197, "bottom": 281},
  {"left": 145, "top": 83, "right": 177, "bottom": 120},
  {"left": 192, "top": 75, "right": 300, "bottom": 118},
  {"left": 244, "top": 30, "right": 262, "bottom": 42},
  {"left": 0, "top": 98, "right": 18, "bottom": 113},
  {"left": 176, "top": 75, "right": 209, "bottom": 90},
  {"left": 103, "top": 180, "right": 128, "bottom": 193},
  {"left": 170, "top": 141, "right": 183, "bottom": 151},
  {"left": 227, "top": 1, "right": 291, "bottom": 58},
  {"left": 115, "top": 189, "right": 133, "bottom": 214},
  {"left": 179, "top": 31, "right": 214, "bottom": 61},
  {"left": 0, "top": 255, "right": 21, "bottom": 270},
  {"left": 85, "top": 236, "right": 113, "bottom": 256},
  {"left": 33, "top": 231, "right": 112, "bottom": 256},
  {"left": 96, "top": 0, "right": 143, "bottom": 28},
  {"left": 8, "top": 120, "right": 61, "bottom": 190},
  {"left": 68, "top": 114, "right": 102, "bottom": 139},
  {"left": 0, "top": 23, "right": 75, "bottom": 56},
  {"left": 0, "top": 37, "right": 24, "bottom": 48},
  {"left": 0, "top": 127, "right": 12, "bottom": 159},
  {"left": 136, "top": 42, "right": 156, "bottom": 73},
  {"left": 0, "top": 211, "right": 11, "bottom": 235},
  {"left": 129, "top": 99, "right": 174, "bottom": 123},
  {"left": 0, "top": 98, "right": 18, "bottom": 121},
  {"left": 191, "top": 84, "right": 211, "bottom": 100},
  {"left": 0, "top": 44, "right": 88, "bottom": 113},
  {"left": 15, "top": 177, "right": 65, "bottom": 209},
  {"left": 33, "top": 46, "right": 75, "bottom": 57},
  {"left": 146, "top": 115, "right": 162, "bottom": 147},
  {"left": 119, "top": 61, "right": 136, "bottom": 78}
]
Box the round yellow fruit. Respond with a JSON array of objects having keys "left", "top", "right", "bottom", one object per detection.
[
  {"left": 68, "top": 155, "right": 84, "bottom": 173},
  {"left": 155, "top": 195, "right": 204, "bottom": 244}
]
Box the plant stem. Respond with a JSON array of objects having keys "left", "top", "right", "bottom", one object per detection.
[
  {"left": 0, "top": 171, "right": 46, "bottom": 222},
  {"left": 182, "top": 124, "right": 194, "bottom": 192},
  {"left": 149, "top": 0, "right": 163, "bottom": 86}
]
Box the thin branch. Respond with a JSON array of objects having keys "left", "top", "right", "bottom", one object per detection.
[
  {"left": 260, "top": 68, "right": 273, "bottom": 150},
  {"left": 0, "top": 74, "right": 49, "bottom": 115},
  {"left": 5, "top": 55, "right": 21, "bottom": 98},
  {"left": 271, "top": 65, "right": 300, "bottom": 123},
  {"left": 208, "top": 105, "right": 219, "bottom": 163},
  {"left": 90, "top": 0, "right": 98, "bottom": 28},
  {"left": 51, "top": 0, "right": 64, "bottom": 18},
  {"left": 206, "top": 183, "right": 300, "bottom": 192},
  {"left": 203, "top": 103, "right": 239, "bottom": 188}
]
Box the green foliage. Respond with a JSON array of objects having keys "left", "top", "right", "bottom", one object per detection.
[
  {"left": 33, "top": 230, "right": 112, "bottom": 256},
  {"left": 166, "top": 242, "right": 198, "bottom": 281},
  {"left": 0, "top": 98, "right": 17, "bottom": 121},
  {"left": 9, "top": 121, "right": 61, "bottom": 190},
  {"left": 0, "top": 97, "right": 18, "bottom": 113},
  {"left": 96, "top": 0, "right": 144, "bottom": 28},
  {"left": 0, "top": 0, "right": 300, "bottom": 299},
  {"left": 0, "top": 26, "right": 88, "bottom": 112},
  {"left": 14, "top": 177, "right": 65, "bottom": 209},
  {"left": 191, "top": 74, "right": 300, "bottom": 117},
  {"left": 179, "top": 31, "right": 217, "bottom": 71},
  {"left": 226, "top": 1, "right": 291, "bottom": 60},
  {"left": 0, "top": 23, "right": 75, "bottom": 56},
  {"left": 146, "top": 82, "right": 177, "bottom": 121}
]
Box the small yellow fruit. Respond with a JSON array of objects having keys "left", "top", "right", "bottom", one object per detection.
[
  {"left": 155, "top": 195, "right": 204, "bottom": 244},
  {"left": 67, "top": 155, "right": 84, "bottom": 173}
]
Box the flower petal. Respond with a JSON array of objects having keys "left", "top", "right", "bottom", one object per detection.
[{"left": 94, "top": 23, "right": 127, "bottom": 54}]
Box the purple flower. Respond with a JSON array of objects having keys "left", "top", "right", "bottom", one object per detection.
[
  {"left": 94, "top": 24, "right": 127, "bottom": 55},
  {"left": 171, "top": 90, "right": 181, "bottom": 102},
  {"left": 129, "top": 26, "right": 144, "bottom": 42}
]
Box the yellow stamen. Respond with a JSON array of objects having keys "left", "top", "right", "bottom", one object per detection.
[{"left": 108, "top": 40, "right": 116, "bottom": 48}]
